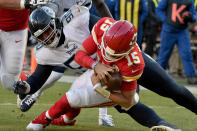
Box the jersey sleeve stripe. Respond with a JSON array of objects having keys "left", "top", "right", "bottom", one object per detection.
[
  {"left": 122, "top": 73, "right": 143, "bottom": 82},
  {"left": 91, "top": 26, "right": 99, "bottom": 45}
]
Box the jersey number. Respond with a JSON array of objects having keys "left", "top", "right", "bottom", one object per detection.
[
  {"left": 100, "top": 19, "right": 113, "bottom": 32},
  {"left": 63, "top": 9, "right": 74, "bottom": 23},
  {"left": 126, "top": 52, "right": 140, "bottom": 66}
]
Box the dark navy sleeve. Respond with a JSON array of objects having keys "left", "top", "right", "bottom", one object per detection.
[
  {"left": 89, "top": 14, "right": 101, "bottom": 31},
  {"left": 26, "top": 64, "right": 54, "bottom": 94}
]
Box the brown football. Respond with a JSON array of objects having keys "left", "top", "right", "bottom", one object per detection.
[{"left": 102, "top": 71, "right": 123, "bottom": 91}]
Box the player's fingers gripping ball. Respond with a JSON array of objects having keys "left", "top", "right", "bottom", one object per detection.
[
  {"left": 102, "top": 71, "right": 123, "bottom": 91},
  {"left": 92, "top": 71, "right": 122, "bottom": 98}
]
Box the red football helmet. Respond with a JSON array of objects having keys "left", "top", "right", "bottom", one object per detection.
[{"left": 101, "top": 20, "right": 137, "bottom": 62}]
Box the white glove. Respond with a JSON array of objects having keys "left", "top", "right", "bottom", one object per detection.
[
  {"left": 20, "top": 0, "right": 54, "bottom": 9},
  {"left": 93, "top": 83, "right": 110, "bottom": 99}
]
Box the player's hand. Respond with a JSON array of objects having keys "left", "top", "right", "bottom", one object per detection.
[
  {"left": 91, "top": 73, "right": 110, "bottom": 98},
  {"left": 91, "top": 73, "right": 100, "bottom": 86},
  {"left": 13, "top": 81, "right": 30, "bottom": 95},
  {"left": 23, "top": 0, "right": 54, "bottom": 9},
  {"left": 182, "top": 11, "right": 193, "bottom": 23},
  {"left": 94, "top": 63, "right": 115, "bottom": 84}
]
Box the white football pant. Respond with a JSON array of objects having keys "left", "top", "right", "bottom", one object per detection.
[{"left": 0, "top": 29, "right": 27, "bottom": 90}]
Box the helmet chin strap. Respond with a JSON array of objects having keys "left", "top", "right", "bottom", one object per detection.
[{"left": 101, "top": 38, "right": 125, "bottom": 63}]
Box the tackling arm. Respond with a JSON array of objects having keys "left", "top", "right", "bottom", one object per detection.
[{"left": 92, "top": 0, "right": 113, "bottom": 18}]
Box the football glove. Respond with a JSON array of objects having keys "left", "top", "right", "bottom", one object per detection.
[
  {"left": 182, "top": 11, "right": 193, "bottom": 23},
  {"left": 20, "top": 0, "right": 53, "bottom": 9},
  {"left": 13, "top": 81, "right": 30, "bottom": 95}
]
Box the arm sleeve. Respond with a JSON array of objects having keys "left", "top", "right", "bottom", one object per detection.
[
  {"left": 89, "top": 14, "right": 100, "bottom": 31},
  {"left": 155, "top": 0, "right": 167, "bottom": 23},
  {"left": 92, "top": 0, "right": 113, "bottom": 18},
  {"left": 75, "top": 35, "right": 97, "bottom": 69},
  {"left": 26, "top": 64, "right": 54, "bottom": 94}
]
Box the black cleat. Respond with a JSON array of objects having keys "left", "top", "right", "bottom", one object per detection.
[{"left": 20, "top": 95, "right": 36, "bottom": 112}]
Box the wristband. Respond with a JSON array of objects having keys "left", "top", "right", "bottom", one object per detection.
[
  {"left": 92, "top": 61, "right": 99, "bottom": 70},
  {"left": 20, "top": 0, "right": 25, "bottom": 9},
  {"left": 93, "top": 83, "right": 110, "bottom": 98}
]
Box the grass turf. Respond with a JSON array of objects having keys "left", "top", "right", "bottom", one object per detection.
[{"left": 0, "top": 82, "right": 197, "bottom": 131}]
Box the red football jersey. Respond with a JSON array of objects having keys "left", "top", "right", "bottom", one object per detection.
[
  {"left": 0, "top": 8, "right": 30, "bottom": 31},
  {"left": 83, "top": 17, "right": 145, "bottom": 91}
]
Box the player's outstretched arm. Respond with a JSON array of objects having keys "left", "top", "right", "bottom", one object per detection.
[{"left": 92, "top": 0, "right": 113, "bottom": 18}]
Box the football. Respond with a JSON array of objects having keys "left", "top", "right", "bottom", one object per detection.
[{"left": 102, "top": 71, "right": 123, "bottom": 91}]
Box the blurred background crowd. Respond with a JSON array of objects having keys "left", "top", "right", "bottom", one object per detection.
[{"left": 23, "top": 0, "right": 197, "bottom": 85}]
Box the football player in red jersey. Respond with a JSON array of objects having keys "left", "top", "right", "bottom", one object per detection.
[
  {"left": 25, "top": 18, "right": 145, "bottom": 131},
  {"left": 75, "top": 18, "right": 145, "bottom": 107}
]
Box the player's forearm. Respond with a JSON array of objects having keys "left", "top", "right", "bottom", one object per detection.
[
  {"left": 0, "top": 0, "right": 21, "bottom": 9},
  {"left": 94, "top": 83, "right": 134, "bottom": 108},
  {"left": 75, "top": 50, "right": 96, "bottom": 69},
  {"left": 92, "top": 0, "right": 113, "bottom": 18},
  {"left": 109, "top": 92, "right": 133, "bottom": 108}
]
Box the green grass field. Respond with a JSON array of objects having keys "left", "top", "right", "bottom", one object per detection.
[{"left": 0, "top": 82, "right": 197, "bottom": 131}]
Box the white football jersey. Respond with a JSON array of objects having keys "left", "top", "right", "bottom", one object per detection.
[
  {"left": 34, "top": 6, "right": 91, "bottom": 72},
  {"left": 47, "top": 0, "right": 92, "bottom": 17}
]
